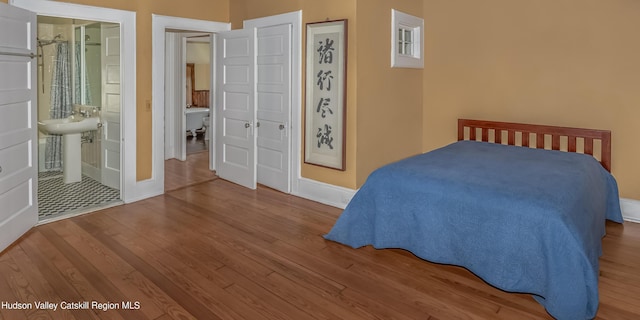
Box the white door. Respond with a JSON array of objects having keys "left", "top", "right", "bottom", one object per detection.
[
  {"left": 0, "top": 3, "right": 38, "bottom": 252},
  {"left": 101, "top": 24, "right": 121, "bottom": 190},
  {"left": 215, "top": 28, "right": 257, "bottom": 189},
  {"left": 256, "top": 24, "right": 292, "bottom": 193}
]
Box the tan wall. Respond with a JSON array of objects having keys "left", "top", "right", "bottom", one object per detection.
[
  {"left": 423, "top": 0, "right": 640, "bottom": 199},
  {"left": 355, "top": 0, "right": 423, "bottom": 186},
  {"left": 186, "top": 42, "right": 211, "bottom": 90},
  {"left": 32, "top": 0, "right": 230, "bottom": 180}
]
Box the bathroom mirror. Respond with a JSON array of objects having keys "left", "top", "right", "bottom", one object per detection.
[{"left": 74, "top": 23, "right": 104, "bottom": 108}]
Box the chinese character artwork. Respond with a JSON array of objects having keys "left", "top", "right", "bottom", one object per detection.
[{"left": 305, "top": 20, "right": 347, "bottom": 170}]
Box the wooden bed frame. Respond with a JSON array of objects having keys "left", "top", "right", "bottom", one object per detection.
[{"left": 458, "top": 119, "right": 612, "bottom": 172}]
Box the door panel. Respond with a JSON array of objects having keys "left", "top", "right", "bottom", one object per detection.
[
  {"left": 256, "top": 24, "right": 291, "bottom": 193},
  {"left": 101, "top": 24, "right": 121, "bottom": 190},
  {"left": 215, "top": 28, "right": 257, "bottom": 189},
  {"left": 0, "top": 2, "right": 38, "bottom": 252}
]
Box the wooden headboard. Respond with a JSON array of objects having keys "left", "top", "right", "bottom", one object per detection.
[{"left": 458, "top": 119, "right": 612, "bottom": 172}]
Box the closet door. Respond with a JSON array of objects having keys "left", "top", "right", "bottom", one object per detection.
[
  {"left": 0, "top": 3, "right": 38, "bottom": 252},
  {"left": 215, "top": 28, "right": 257, "bottom": 189},
  {"left": 256, "top": 24, "right": 292, "bottom": 193}
]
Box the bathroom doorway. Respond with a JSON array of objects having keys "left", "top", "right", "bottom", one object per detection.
[
  {"left": 163, "top": 31, "right": 216, "bottom": 191},
  {"left": 36, "top": 16, "right": 122, "bottom": 222},
  {"left": 183, "top": 34, "right": 212, "bottom": 158}
]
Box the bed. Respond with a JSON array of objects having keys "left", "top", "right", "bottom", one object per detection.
[{"left": 324, "top": 119, "right": 623, "bottom": 320}]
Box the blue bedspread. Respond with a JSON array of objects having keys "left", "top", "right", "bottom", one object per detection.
[{"left": 325, "top": 141, "right": 623, "bottom": 320}]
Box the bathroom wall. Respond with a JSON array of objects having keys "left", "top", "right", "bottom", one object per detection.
[{"left": 186, "top": 42, "right": 210, "bottom": 91}]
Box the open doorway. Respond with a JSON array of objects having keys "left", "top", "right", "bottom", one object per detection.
[
  {"left": 185, "top": 36, "right": 212, "bottom": 155},
  {"left": 164, "top": 31, "right": 216, "bottom": 191},
  {"left": 36, "top": 16, "right": 123, "bottom": 222},
  {"left": 167, "top": 32, "right": 211, "bottom": 159},
  {"left": 151, "top": 15, "right": 229, "bottom": 195}
]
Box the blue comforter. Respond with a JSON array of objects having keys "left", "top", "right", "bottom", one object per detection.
[{"left": 325, "top": 141, "right": 623, "bottom": 320}]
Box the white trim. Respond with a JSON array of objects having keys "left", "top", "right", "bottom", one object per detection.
[
  {"left": 244, "top": 11, "right": 303, "bottom": 196},
  {"left": 10, "top": 0, "right": 138, "bottom": 203},
  {"left": 391, "top": 9, "right": 424, "bottom": 69},
  {"left": 148, "top": 15, "right": 231, "bottom": 200},
  {"left": 164, "top": 33, "right": 178, "bottom": 160},
  {"left": 621, "top": 198, "right": 640, "bottom": 224},
  {"left": 296, "top": 178, "right": 356, "bottom": 209}
]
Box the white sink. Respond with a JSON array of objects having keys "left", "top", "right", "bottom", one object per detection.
[
  {"left": 38, "top": 115, "right": 100, "bottom": 135},
  {"left": 38, "top": 115, "right": 101, "bottom": 184}
]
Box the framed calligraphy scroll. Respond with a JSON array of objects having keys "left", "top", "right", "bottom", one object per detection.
[{"left": 304, "top": 19, "right": 347, "bottom": 170}]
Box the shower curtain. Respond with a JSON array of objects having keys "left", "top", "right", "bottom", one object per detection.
[{"left": 44, "top": 42, "right": 73, "bottom": 170}]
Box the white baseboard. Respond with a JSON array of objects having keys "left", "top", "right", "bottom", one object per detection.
[
  {"left": 81, "top": 163, "right": 101, "bottom": 182},
  {"left": 293, "top": 177, "right": 357, "bottom": 209},
  {"left": 125, "top": 178, "right": 164, "bottom": 204},
  {"left": 621, "top": 198, "right": 640, "bottom": 224}
]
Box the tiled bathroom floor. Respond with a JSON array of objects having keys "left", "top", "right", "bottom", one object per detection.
[{"left": 38, "top": 171, "right": 121, "bottom": 220}]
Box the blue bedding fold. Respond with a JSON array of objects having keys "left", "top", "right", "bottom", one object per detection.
[{"left": 325, "top": 141, "right": 623, "bottom": 320}]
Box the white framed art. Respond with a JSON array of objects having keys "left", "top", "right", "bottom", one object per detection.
[{"left": 304, "top": 19, "right": 347, "bottom": 170}]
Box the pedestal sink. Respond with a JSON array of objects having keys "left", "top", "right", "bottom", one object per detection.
[{"left": 38, "top": 115, "right": 101, "bottom": 183}]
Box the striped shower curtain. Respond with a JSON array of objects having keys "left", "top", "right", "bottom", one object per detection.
[{"left": 44, "top": 42, "right": 73, "bottom": 170}]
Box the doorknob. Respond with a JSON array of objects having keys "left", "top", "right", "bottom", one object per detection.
[
  {"left": 245, "top": 122, "right": 251, "bottom": 128},
  {"left": 279, "top": 122, "right": 289, "bottom": 137}
]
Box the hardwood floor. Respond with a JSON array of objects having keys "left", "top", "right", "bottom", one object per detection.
[
  {"left": 2, "top": 176, "right": 640, "bottom": 319},
  {"left": 164, "top": 151, "right": 217, "bottom": 192},
  {"left": 185, "top": 133, "right": 208, "bottom": 155}
]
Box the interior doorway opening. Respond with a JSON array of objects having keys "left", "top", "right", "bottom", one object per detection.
[{"left": 163, "top": 30, "right": 216, "bottom": 192}]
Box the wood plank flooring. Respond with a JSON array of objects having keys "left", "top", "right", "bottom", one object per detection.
[
  {"left": 2, "top": 174, "right": 640, "bottom": 319},
  {"left": 164, "top": 151, "right": 216, "bottom": 192}
]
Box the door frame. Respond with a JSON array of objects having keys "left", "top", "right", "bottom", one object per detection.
[
  {"left": 164, "top": 33, "right": 211, "bottom": 162},
  {"left": 152, "top": 15, "right": 230, "bottom": 195},
  {"left": 10, "top": 0, "right": 137, "bottom": 202}
]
